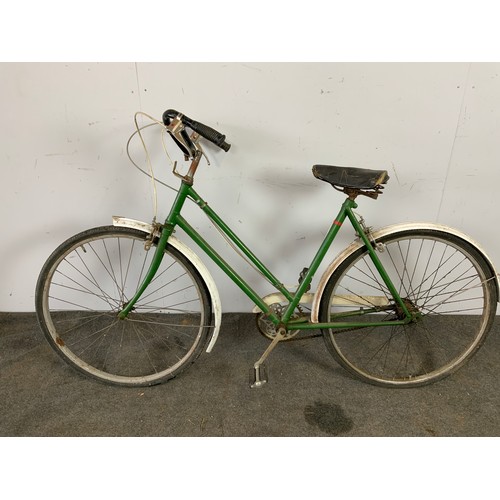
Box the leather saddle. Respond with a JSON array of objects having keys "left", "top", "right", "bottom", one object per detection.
[{"left": 312, "top": 165, "right": 389, "bottom": 190}]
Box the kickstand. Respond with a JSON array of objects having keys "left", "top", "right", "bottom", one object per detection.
[{"left": 250, "top": 326, "right": 286, "bottom": 388}]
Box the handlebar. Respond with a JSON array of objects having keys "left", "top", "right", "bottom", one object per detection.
[{"left": 163, "top": 109, "right": 231, "bottom": 153}]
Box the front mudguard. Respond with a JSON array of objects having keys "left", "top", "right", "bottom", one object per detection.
[{"left": 112, "top": 216, "right": 222, "bottom": 353}]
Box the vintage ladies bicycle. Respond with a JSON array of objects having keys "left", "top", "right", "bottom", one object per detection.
[{"left": 35, "top": 109, "right": 499, "bottom": 388}]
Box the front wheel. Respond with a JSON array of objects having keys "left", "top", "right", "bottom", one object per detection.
[
  {"left": 319, "top": 229, "right": 497, "bottom": 387},
  {"left": 35, "top": 226, "right": 212, "bottom": 387}
]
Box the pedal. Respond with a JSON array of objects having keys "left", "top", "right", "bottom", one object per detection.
[{"left": 250, "top": 364, "right": 268, "bottom": 388}]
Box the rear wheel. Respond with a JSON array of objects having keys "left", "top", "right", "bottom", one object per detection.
[
  {"left": 319, "top": 229, "right": 497, "bottom": 387},
  {"left": 35, "top": 226, "right": 212, "bottom": 386}
]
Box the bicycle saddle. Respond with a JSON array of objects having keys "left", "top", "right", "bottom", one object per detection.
[{"left": 312, "top": 165, "right": 389, "bottom": 190}]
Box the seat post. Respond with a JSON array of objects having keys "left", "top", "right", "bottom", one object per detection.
[{"left": 343, "top": 188, "right": 360, "bottom": 201}]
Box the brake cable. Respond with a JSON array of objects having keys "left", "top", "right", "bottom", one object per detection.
[{"left": 126, "top": 112, "right": 191, "bottom": 222}]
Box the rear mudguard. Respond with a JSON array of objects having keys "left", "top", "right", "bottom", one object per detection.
[
  {"left": 112, "top": 216, "right": 222, "bottom": 353},
  {"left": 310, "top": 222, "right": 500, "bottom": 323}
]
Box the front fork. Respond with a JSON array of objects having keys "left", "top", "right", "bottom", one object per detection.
[
  {"left": 117, "top": 223, "right": 174, "bottom": 319},
  {"left": 117, "top": 182, "right": 191, "bottom": 319}
]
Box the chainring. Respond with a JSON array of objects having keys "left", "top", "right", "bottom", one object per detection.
[{"left": 256, "top": 302, "right": 302, "bottom": 340}]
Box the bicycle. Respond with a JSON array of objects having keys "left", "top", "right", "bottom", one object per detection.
[{"left": 35, "top": 109, "right": 500, "bottom": 388}]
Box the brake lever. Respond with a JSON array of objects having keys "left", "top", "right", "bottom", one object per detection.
[
  {"left": 165, "top": 115, "right": 195, "bottom": 159},
  {"left": 190, "top": 132, "right": 210, "bottom": 166}
]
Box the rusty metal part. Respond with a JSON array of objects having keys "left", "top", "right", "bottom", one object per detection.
[
  {"left": 342, "top": 186, "right": 385, "bottom": 200},
  {"left": 256, "top": 302, "right": 301, "bottom": 340},
  {"left": 298, "top": 267, "right": 311, "bottom": 292}
]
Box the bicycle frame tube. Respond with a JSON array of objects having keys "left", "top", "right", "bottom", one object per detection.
[
  {"left": 184, "top": 187, "right": 411, "bottom": 325},
  {"left": 345, "top": 205, "right": 412, "bottom": 320},
  {"left": 187, "top": 188, "right": 294, "bottom": 303},
  {"left": 119, "top": 179, "right": 411, "bottom": 327},
  {"left": 279, "top": 199, "right": 352, "bottom": 323}
]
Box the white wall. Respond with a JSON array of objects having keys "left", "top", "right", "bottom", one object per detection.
[{"left": 2, "top": 62, "right": 500, "bottom": 312}]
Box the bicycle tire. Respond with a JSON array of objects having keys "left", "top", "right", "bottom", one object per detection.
[
  {"left": 35, "top": 226, "right": 212, "bottom": 387},
  {"left": 319, "top": 228, "right": 497, "bottom": 387}
]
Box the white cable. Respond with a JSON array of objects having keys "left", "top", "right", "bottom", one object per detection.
[
  {"left": 126, "top": 117, "right": 181, "bottom": 198},
  {"left": 132, "top": 112, "right": 163, "bottom": 220}
]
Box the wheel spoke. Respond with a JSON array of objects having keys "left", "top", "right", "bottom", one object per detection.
[
  {"left": 321, "top": 230, "right": 495, "bottom": 387},
  {"left": 37, "top": 228, "right": 211, "bottom": 386}
]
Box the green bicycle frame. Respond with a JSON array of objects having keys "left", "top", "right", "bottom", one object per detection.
[{"left": 119, "top": 180, "right": 412, "bottom": 329}]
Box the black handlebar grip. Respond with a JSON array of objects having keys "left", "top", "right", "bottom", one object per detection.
[
  {"left": 183, "top": 116, "right": 231, "bottom": 152},
  {"left": 162, "top": 109, "right": 231, "bottom": 152}
]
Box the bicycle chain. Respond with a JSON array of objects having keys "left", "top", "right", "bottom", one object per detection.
[{"left": 257, "top": 302, "right": 368, "bottom": 341}]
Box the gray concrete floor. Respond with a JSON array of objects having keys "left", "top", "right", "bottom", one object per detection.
[{"left": 1, "top": 312, "right": 499, "bottom": 436}]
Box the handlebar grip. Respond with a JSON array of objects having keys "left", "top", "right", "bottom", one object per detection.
[
  {"left": 186, "top": 118, "right": 231, "bottom": 152},
  {"left": 163, "top": 109, "right": 231, "bottom": 152}
]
